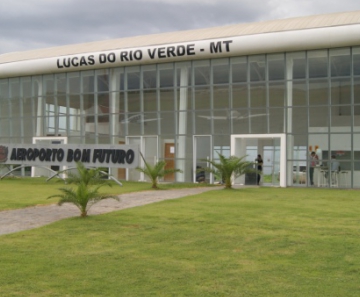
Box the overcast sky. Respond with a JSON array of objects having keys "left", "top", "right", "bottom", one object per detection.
[{"left": 1, "top": 0, "right": 360, "bottom": 55}]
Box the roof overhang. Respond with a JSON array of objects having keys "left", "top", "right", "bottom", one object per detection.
[{"left": 1, "top": 23, "right": 360, "bottom": 78}]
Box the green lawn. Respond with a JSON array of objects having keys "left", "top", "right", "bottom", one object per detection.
[{"left": 0, "top": 185, "right": 359, "bottom": 296}]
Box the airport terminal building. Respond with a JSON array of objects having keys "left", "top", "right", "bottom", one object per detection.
[{"left": 1, "top": 10, "right": 360, "bottom": 188}]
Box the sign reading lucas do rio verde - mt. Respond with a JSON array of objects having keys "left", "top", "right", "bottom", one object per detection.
[{"left": 0, "top": 144, "right": 139, "bottom": 168}]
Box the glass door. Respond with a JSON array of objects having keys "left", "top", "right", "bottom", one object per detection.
[
  {"left": 193, "top": 135, "right": 212, "bottom": 183},
  {"left": 126, "top": 136, "right": 158, "bottom": 181},
  {"left": 231, "top": 134, "right": 286, "bottom": 187}
]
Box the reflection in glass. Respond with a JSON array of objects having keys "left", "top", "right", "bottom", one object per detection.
[
  {"left": 159, "top": 63, "right": 174, "bottom": 88},
  {"left": 269, "top": 81, "right": 285, "bottom": 107},
  {"left": 194, "top": 60, "right": 210, "bottom": 86},
  {"left": 309, "top": 106, "right": 329, "bottom": 130},
  {"left": 290, "top": 107, "right": 307, "bottom": 134},
  {"left": 250, "top": 108, "right": 267, "bottom": 133},
  {"left": 268, "top": 54, "right": 285, "bottom": 81},
  {"left": 309, "top": 79, "right": 329, "bottom": 106},
  {"left": 330, "top": 48, "right": 350, "bottom": 77},
  {"left": 213, "top": 85, "right": 229, "bottom": 109},
  {"left": 308, "top": 50, "right": 328, "bottom": 78},
  {"left": 287, "top": 52, "right": 306, "bottom": 79},
  {"left": 250, "top": 82, "right": 266, "bottom": 107},
  {"left": 194, "top": 111, "right": 212, "bottom": 134},
  {"left": 194, "top": 87, "right": 210, "bottom": 110},
  {"left": 232, "top": 84, "right": 247, "bottom": 109},
  {"left": 143, "top": 89, "right": 157, "bottom": 112},
  {"left": 159, "top": 89, "right": 174, "bottom": 112},
  {"left": 231, "top": 57, "right": 247, "bottom": 83},
  {"left": 213, "top": 59, "right": 229, "bottom": 84},
  {"left": 249, "top": 55, "right": 265, "bottom": 82},
  {"left": 142, "top": 65, "right": 157, "bottom": 89},
  {"left": 292, "top": 80, "right": 307, "bottom": 106},
  {"left": 269, "top": 108, "right": 284, "bottom": 133}
]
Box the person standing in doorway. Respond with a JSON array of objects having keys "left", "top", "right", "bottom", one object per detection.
[
  {"left": 255, "top": 154, "right": 263, "bottom": 185},
  {"left": 309, "top": 151, "right": 318, "bottom": 186}
]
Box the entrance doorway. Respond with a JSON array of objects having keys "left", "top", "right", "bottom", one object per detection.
[
  {"left": 193, "top": 135, "right": 212, "bottom": 183},
  {"left": 231, "top": 134, "right": 286, "bottom": 187},
  {"left": 126, "top": 136, "right": 158, "bottom": 181},
  {"left": 164, "top": 142, "right": 175, "bottom": 182}
]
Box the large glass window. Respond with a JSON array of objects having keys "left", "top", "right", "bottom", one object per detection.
[
  {"left": 330, "top": 48, "right": 351, "bottom": 77},
  {"left": 309, "top": 79, "right": 328, "bottom": 106},
  {"left": 159, "top": 63, "right": 174, "bottom": 88},
  {"left": 194, "top": 60, "right": 210, "bottom": 86},
  {"left": 353, "top": 47, "right": 360, "bottom": 76},
  {"left": 287, "top": 52, "right": 306, "bottom": 80},
  {"left": 269, "top": 81, "right": 285, "bottom": 107},
  {"left": 249, "top": 82, "right": 266, "bottom": 107},
  {"left": 308, "top": 50, "right": 328, "bottom": 78},
  {"left": 268, "top": 54, "right": 285, "bottom": 81},
  {"left": 194, "top": 87, "right": 211, "bottom": 110},
  {"left": 212, "top": 58, "right": 229, "bottom": 85},
  {"left": 232, "top": 84, "right": 248, "bottom": 109},
  {"left": 249, "top": 55, "right": 265, "bottom": 82},
  {"left": 213, "top": 85, "right": 229, "bottom": 109},
  {"left": 2, "top": 45, "right": 360, "bottom": 187},
  {"left": 142, "top": 65, "right": 157, "bottom": 90},
  {"left": 231, "top": 57, "right": 247, "bottom": 83},
  {"left": 290, "top": 107, "right": 307, "bottom": 134}
]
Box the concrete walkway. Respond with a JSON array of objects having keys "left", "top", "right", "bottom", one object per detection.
[{"left": 0, "top": 187, "right": 219, "bottom": 236}]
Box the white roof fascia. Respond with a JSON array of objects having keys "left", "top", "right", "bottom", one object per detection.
[{"left": 1, "top": 24, "right": 360, "bottom": 79}]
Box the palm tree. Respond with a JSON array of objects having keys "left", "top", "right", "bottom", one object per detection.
[
  {"left": 48, "top": 162, "right": 119, "bottom": 217},
  {"left": 200, "top": 152, "right": 254, "bottom": 189},
  {"left": 136, "top": 153, "right": 182, "bottom": 189}
]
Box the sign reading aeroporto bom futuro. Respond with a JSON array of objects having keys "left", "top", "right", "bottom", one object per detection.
[{"left": 0, "top": 144, "right": 139, "bottom": 168}]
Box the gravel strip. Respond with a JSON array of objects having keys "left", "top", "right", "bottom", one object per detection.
[{"left": 0, "top": 187, "right": 218, "bottom": 236}]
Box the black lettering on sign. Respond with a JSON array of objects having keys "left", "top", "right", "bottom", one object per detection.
[
  {"left": 27, "top": 148, "right": 34, "bottom": 160},
  {"left": 108, "top": 52, "right": 116, "bottom": 63},
  {"left": 126, "top": 150, "right": 135, "bottom": 164},
  {"left": 67, "top": 149, "right": 74, "bottom": 162},
  {"left": 57, "top": 149, "right": 65, "bottom": 162},
  {"left": 81, "top": 149, "right": 91, "bottom": 163},
  {"left": 99, "top": 54, "right": 107, "bottom": 64},
  {"left": 147, "top": 44, "right": 195, "bottom": 59},
  {"left": 210, "top": 40, "right": 233, "bottom": 54},
  {"left": 57, "top": 55, "right": 96, "bottom": 69},
  {"left": 10, "top": 148, "right": 17, "bottom": 161},
  {"left": 73, "top": 149, "right": 82, "bottom": 162},
  {"left": 99, "top": 53, "right": 117, "bottom": 64},
  {"left": 71, "top": 57, "right": 79, "bottom": 67},
  {"left": 33, "top": 149, "right": 40, "bottom": 161},
  {"left": 45, "top": 149, "right": 52, "bottom": 161},
  {"left": 158, "top": 47, "right": 166, "bottom": 58},
  {"left": 167, "top": 46, "right": 176, "bottom": 57},
  {"left": 148, "top": 48, "right": 156, "bottom": 59},
  {"left": 39, "top": 149, "right": 47, "bottom": 162},
  {"left": 120, "top": 50, "right": 143, "bottom": 62},
  {"left": 134, "top": 50, "right": 142, "bottom": 60},
  {"left": 88, "top": 55, "right": 95, "bottom": 65},
  {"left": 117, "top": 150, "right": 126, "bottom": 164},
  {"left": 187, "top": 44, "right": 195, "bottom": 55},
  {"left": 177, "top": 45, "right": 186, "bottom": 56}
]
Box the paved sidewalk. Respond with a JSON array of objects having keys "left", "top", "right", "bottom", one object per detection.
[{"left": 0, "top": 187, "right": 219, "bottom": 236}]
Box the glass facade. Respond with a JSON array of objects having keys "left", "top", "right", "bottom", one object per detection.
[{"left": 1, "top": 46, "right": 360, "bottom": 188}]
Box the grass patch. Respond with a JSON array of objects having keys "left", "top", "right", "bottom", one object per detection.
[
  {"left": 0, "top": 177, "right": 213, "bottom": 211},
  {"left": 0, "top": 187, "right": 360, "bottom": 296}
]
